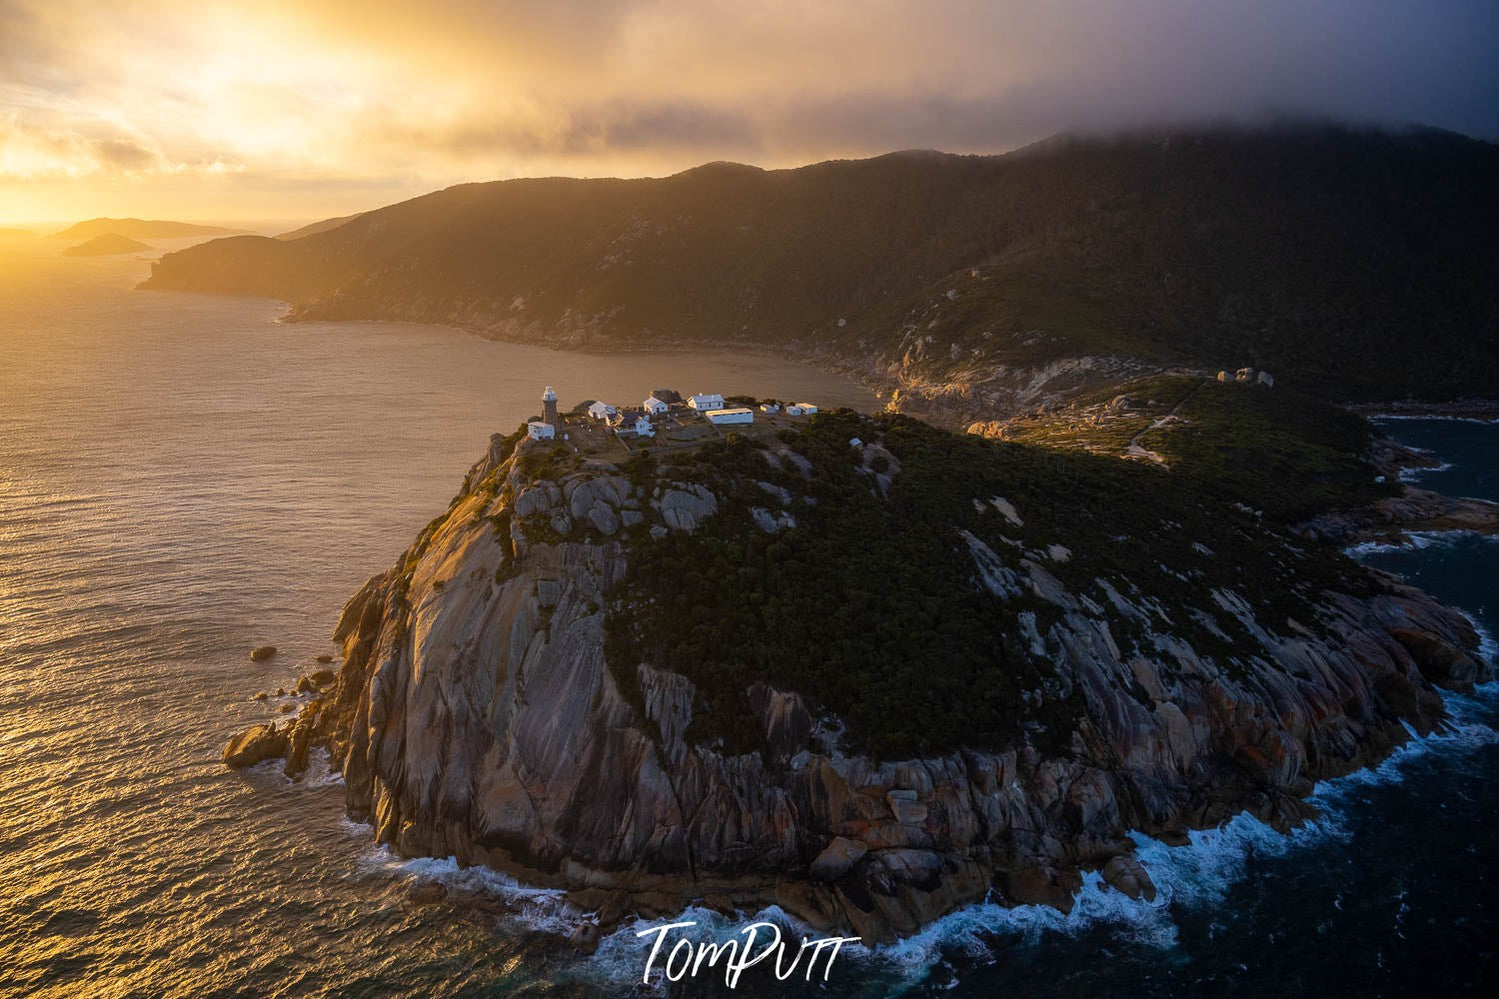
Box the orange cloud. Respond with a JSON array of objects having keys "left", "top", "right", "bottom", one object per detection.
[{"left": 1, "top": 0, "right": 1495, "bottom": 222}]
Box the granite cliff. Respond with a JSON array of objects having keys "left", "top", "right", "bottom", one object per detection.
[{"left": 241, "top": 414, "right": 1490, "bottom": 944}]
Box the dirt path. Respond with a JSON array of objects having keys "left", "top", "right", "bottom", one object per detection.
[{"left": 1125, "top": 379, "right": 1206, "bottom": 464}]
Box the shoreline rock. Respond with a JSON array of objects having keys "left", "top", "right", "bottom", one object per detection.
[{"left": 223, "top": 724, "right": 288, "bottom": 768}]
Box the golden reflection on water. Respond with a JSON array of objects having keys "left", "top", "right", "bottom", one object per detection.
[{"left": 0, "top": 233, "right": 879, "bottom": 997}]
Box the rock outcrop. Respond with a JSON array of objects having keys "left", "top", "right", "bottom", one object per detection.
[
  {"left": 223, "top": 723, "right": 289, "bottom": 768},
  {"left": 244, "top": 427, "right": 1491, "bottom": 944}
]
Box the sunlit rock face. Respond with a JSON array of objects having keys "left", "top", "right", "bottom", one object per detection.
[{"left": 259, "top": 426, "right": 1488, "bottom": 944}]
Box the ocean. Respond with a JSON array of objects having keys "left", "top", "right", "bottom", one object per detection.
[{"left": 0, "top": 233, "right": 1493, "bottom": 997}]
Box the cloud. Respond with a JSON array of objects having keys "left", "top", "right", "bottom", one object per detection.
[
  {"left": 2, "top": 0, "right": 1497, "bottom": 218},
  {"left": 0, "top": 113, "right": 166, "bottom": 179}
]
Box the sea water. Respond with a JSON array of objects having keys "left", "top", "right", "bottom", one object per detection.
[{"left": 0, "top": 233, "right": 1493, "bottom": 996}]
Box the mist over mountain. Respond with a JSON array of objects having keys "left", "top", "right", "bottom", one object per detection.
[{"left": 142, "top": 123, "right": 1499, "bottom": 404}]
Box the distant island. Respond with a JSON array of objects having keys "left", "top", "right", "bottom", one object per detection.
[
  {"left": 141, "top": 123, "right": 1499, "bottom": 414},
  {"left": 54, "top": 218, "right": 246, "bottom": 240},
  {"left": 63, "top": 234, "right": 154, "bottom": 257},
  {"left": 0, "top": 227, "right": 36, "bottom": 237}
]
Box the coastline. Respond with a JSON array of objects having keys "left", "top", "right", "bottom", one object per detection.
[{"left": 1351, "top": 399, "right": 1499, "bottom": 423}]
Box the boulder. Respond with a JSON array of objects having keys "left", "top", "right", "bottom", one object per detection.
[
  {"left": 314, "top": 654, "right": 334, "bottom": 664},
  {"left": 657, "top": 485, "right": 718, "bottom": 531},
  {"left": 567, "top": 921, "right": 601, "bottom": 955},
  {"left": 222, "top": 724, "right": 288, "bottom": 768},
  {"left": 809, "top": 836, "right": 868, "bottom": 882},
  {"left": 406, "top": 879, "right": 449, "bottom": 905},
  {"left": 249, "top": 645, "right": 277, "bottom": 662}
]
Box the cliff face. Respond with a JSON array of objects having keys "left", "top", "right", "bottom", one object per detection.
[{"left": 270, "top": 429, "right": 1488, "bottom": 943}]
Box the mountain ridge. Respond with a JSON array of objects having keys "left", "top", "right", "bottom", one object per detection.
[{"left": 141, "top": 123, "right": 1499, "bottom": 413}]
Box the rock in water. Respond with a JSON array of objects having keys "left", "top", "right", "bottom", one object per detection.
[
  {"left": 222, "top": 724, "right": 288, "bottom": 768},
  {"left": 567, "top": 922, "right": 601, "bottom": 955},
  {"left": 314, "top": 654, "right": 334, "bottom": 664},
  {"left": 249, "top": 645, "right": 277, "bottom": 661},
  {"left": 1101, "top": 855, "right": 1158, "bottom": 902}
]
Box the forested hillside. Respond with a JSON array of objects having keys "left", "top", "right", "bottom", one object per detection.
[{"left": 143, "top": 123, "right": 1499, "bottom": 402}]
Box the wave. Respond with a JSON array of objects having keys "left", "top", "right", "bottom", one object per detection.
[
  {"left": 1398, "top": 460, "right": 1453, "bottom": 482},
  {"left": 1371, "top": 414, "right": 1499, "bottom": 425},
  {"left": 1346, "top": 528, "right": 1499, "bottom": 556},
  {"left": 355, "top": 845, "right": 576, "bottom": 936}
]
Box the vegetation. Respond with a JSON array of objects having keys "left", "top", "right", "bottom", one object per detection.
[
  {"left": 1138, "top": 381, "right": 1398, "bottom": 520},
  {"left": 1000, "top": 375, "right": 1397, "bottom": 521},
  {"left": 604, "top": 411, "right": 1371, "bottom": 760},
  {"left": 145, "top": 123, "right": 1499, "bottom": 401}
]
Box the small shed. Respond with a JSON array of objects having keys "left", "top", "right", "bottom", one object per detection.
[{"left": 705, "top": 407, "right": 753, "bottom": 426}]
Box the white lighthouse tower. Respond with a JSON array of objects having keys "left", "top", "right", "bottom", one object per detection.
[{"left": 542, "top": 385, "right": 558, "bottom": 427}]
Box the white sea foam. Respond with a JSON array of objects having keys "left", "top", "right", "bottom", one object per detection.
[
  {"left": 353, "top": 845, "right": 575, "bottom": 935},
  {"left": 1398, "top": 460, "right": 1453, "bottom": 482},
  {"left": 1371, "top": 414, "right": 1499, "bottom": 425},
  {"left": 777, "top": 672, "right": 1497, "bottom": 991},
  {"left": 1347, "top": 528, "right": 1498, "bottom": 556},
  {"left": 1460, "top": 607, "right": 1499, "bottom": 668}
]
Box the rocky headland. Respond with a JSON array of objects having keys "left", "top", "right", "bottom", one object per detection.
[{"left": 234, "top": 410, "right": 1491, "bottom": 944}]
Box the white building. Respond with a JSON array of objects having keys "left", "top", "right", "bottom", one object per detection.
[
  {"left": 759, "top": 402, "right": 781, "bottom": 413},
  {"left": 612, "top": 414, "right": 655, "bottom": 439},
  {"left": 587, "top": 401, "right": 617, "bottom": 420},
  {"left": 687, "top": 393, "right": 726, "bottom": 412},
  {"left": 643, "top": 395, "right": 670, "bottom": 415},
  {"left": 526, "top": 421, "right": 556, "bottom": 440},
  {"left": 786, "top": 403, "right": 818, "bottom": 416},
  {"left": 705, "top": 407, "right": 753, "bottom": 426}
]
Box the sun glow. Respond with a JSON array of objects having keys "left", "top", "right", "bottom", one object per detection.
[{"left": 2, "top": 0, "right": 1496, "bottom": 222}]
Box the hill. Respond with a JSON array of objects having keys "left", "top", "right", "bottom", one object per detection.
[
  {"left": 233, "top": 406, "right": 1488, "bottom": 942},
  {"left": 62, "top": 233, "right": 153, "bottom": 257},
  {"left": 273, "top": 213, "right": 364, "bottom": 240},
  {"left": 141, "top": 123, "right": 1499, "bottom": 407},
  {"left": 55, "top": 218, "right": 245, "bottom": 240}
]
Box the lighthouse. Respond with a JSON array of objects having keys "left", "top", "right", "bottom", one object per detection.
[{"left": 542, "top": 385, "right": 558, "bottom": 426}]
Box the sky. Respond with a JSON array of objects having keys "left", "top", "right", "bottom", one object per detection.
[{"left": 2, "top": 0, "right": 1497, "bottom": 225}]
